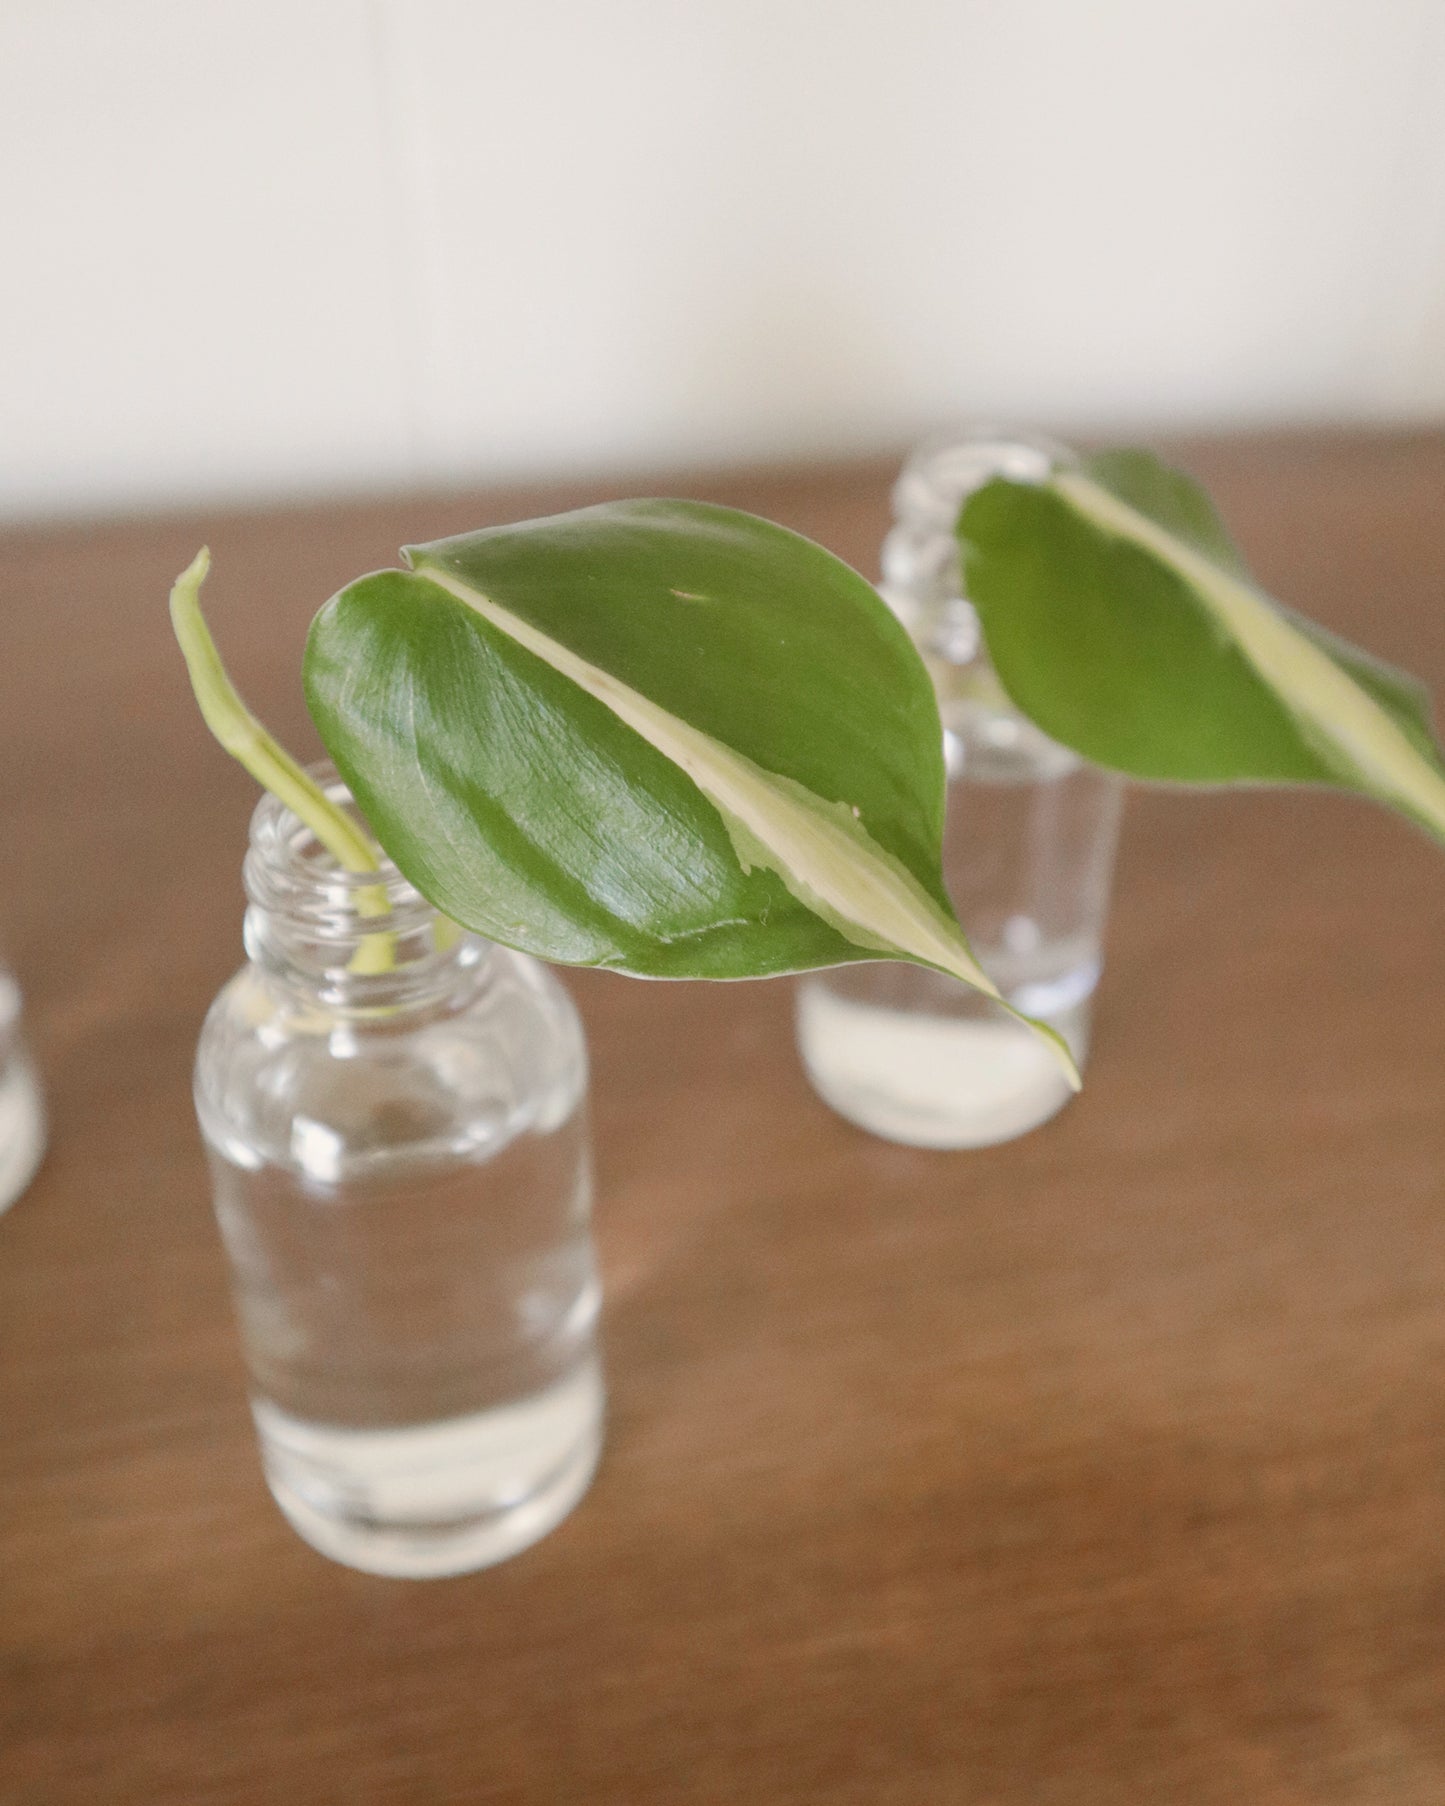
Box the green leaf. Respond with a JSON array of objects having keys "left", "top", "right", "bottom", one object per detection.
[
  {"left": 959, "top": 450, "right": 1445, "bottom": 843},
  {"left": 303, "top": 499, "right": 1078, "bottom": 1081}
]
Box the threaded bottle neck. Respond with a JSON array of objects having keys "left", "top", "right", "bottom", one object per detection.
[
  {"left": 879, "top": 427, "right": 1069, "bottom": 664},
  {"left": 241, "top": 765, "right": 486, "bottom": 1013}
]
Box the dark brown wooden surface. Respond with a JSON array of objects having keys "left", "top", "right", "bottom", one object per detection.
[{"left": 3, "top": 435, "right": 1445, "bottom": 1804}]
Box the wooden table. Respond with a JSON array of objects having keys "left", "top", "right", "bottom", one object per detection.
[{"left": 3, "top": 435, "right": 1445, "bottom": 1803}]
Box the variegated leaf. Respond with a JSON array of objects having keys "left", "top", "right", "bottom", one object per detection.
[
  {"left": 303, "top": 500, "right": 1079, "bottom": 1081},
  {"left": 959, "top": 449, "right": 1445, "bottom": 844}
]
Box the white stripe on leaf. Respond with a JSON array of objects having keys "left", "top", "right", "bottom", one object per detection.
[
  {"left": 1053, "top": 469, "right": 1445, "bottom": 839},
  {"left": 417, "top": 562, "right": 1081, "bottom": 1089}
]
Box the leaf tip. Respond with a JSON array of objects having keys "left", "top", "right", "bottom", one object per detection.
[
  {"left": 177, "top": 545, "right": 211, "bottom": 589},
  {"left": 168, "top": 546, "right": 212, "bottom": 639},
  {"left": 1028, "top": 1013, "right": 1083, "bottom": 1092}
]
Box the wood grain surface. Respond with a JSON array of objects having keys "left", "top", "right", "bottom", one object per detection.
[{"left": 3, "top": 436, "right": 1445, "bottom": 1804}]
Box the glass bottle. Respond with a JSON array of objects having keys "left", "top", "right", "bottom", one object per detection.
[
  {"left": 0, "top": 958, "right": 45, "bottom": 1213},
  {"left": 194, "top": 769, "right": 603, "bottom": 1578},
  {"left": 796, "top": 429, "right": 1125, "bottom": 1149}
]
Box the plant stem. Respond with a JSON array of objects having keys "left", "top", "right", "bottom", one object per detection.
[{"left": 169, "top": 548, "right": 396, "bottom": 975}]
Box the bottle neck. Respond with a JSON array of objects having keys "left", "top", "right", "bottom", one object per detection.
[
  {"left": 879, "top": 427, "right": 1069, "bottom": 668},
  {"left": 241, "top": 767, "right": 488, "bottom": 1016}
]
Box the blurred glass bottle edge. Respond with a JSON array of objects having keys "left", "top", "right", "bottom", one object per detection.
[
  {"left": 0, "top": 963, "right": 46, "bottom": 1212},
  {"left": 795, "top": 427, "right": 1125, "bottom": 1150}
]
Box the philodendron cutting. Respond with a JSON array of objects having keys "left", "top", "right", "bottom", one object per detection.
[{"left": 174, "top": 448, "right": 1445, "bottom": 1085}]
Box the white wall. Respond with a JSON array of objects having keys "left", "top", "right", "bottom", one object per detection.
[{"left": 4, "top": 0, "right": 1444, "bottom": 520}]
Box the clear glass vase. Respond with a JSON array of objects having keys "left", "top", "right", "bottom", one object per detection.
[
  {"left": 796, "top": 429, "right": 1125, "bottom": 1149},
  {"left": 194, "top": 770, "right": 603, "bottom": 1577},
  {"left": 0, "top": 960, "right": 45, "bottom": 1214}
]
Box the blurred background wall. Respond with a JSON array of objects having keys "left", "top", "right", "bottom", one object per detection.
[{"left": 4, "top": 0, "right": 1444, "bottom": 522}]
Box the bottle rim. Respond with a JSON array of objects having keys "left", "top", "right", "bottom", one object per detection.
[
  {"left": 243, "top": 762, "right": 443, "bottom": 954},
  {"left": 891, "top": 424, "right": 1074, "bottom": 532}
]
